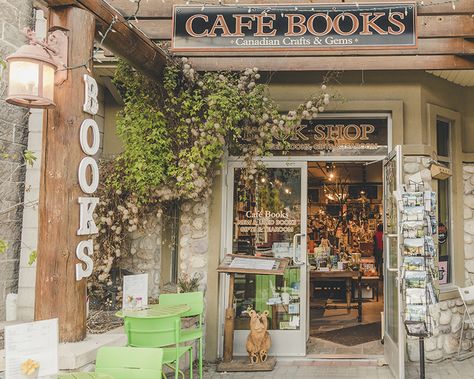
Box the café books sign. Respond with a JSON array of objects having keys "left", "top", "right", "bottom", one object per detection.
[{"left": 172, "top": 3, "right": 416, "bottom": 51}]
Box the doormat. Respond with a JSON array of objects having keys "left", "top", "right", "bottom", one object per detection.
[{"left": 313, "top": 322, "right": 381, "bottom": 346}]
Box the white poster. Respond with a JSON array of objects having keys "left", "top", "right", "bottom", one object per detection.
[
  {"left": 122, "top": 273, "right": 148, "bottom": 310},
  {"left": 5, "top": 318, "right": 58, "bottom": 378}
]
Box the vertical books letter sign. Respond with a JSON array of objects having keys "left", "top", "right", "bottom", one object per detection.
[{"left": 76, "top": 74, "right": 100, "bottom": 281}]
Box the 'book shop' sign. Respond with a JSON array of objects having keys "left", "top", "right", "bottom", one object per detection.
[{"left": 172, "top": 2, "right": 416, "bottom": 51}]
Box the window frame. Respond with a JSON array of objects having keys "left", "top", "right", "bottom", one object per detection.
[{"left": 428, "top": 104, "right": 463, "bottom": 297}]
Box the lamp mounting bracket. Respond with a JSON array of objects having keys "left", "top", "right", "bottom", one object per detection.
[{"left": 23, "top": 28, "right": 68, "bottom": 85}]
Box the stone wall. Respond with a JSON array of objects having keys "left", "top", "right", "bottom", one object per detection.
[
  {"left": 179, "top": 199, "right": 210, "bottom": 290},
  {"left": 404, "top": 158, "right": 474, "bottom": 361},
  {"left": 0, "top": 0, "right": 33, "bottom": 320},
  {"left": 463, "top": 165, "right": 474, "bottom": 286},
  {"left": 121, "top": 214, "right": 163, "bottom": 299}
]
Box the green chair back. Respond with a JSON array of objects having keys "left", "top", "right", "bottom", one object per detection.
[
  {"left": 95, "top": 346, "right": 163, "bottom": 379},
  {"left": 159, "top": 291, "right": 204, "bottom": 318},
  {"left": 124, "top": 316, "right": 180, "bottom": 348}
]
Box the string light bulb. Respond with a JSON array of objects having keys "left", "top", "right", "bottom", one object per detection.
[{"left": 452, "top": 1, "right": 456, "bottom": 10}]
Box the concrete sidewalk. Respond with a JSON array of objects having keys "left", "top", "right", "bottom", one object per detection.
[{"left": 203, "top": 356, "right": 474, "bottom": 379}]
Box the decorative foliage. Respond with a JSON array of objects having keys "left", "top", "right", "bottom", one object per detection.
[
  {"left": 178, "top": 273, "right": 201, "bottom": 293},
  {"left": 90, "top": 57, "right": 333, "bottom": 307}
]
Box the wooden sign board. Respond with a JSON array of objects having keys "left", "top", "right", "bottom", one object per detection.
[{"left": 217, "top": 254, "right": 289, "bottom": 276}]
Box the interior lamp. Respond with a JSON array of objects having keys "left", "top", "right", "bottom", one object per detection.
[{"left": 5, "top": 28, "right": 68, "bottom": 109}]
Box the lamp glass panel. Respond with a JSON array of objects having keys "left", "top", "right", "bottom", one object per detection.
[
  {"left": 8, "top": 60, "right": 39, "bottom": 96},
  {"left": 42, "top": 64, "right": 55, "bottom": 101}
]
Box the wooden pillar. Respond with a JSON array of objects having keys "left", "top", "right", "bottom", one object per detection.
[{"left": 34, "top": 6, "right": 95, "bottom": 342}]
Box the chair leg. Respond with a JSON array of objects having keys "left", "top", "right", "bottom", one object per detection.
[
  {"left": 189, "top": 347, "right": 194, "bottom": 379},
  {"left": 199, "top": 338, "right": 203, "bottom": 379}
]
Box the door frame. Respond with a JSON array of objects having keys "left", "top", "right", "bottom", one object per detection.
[
  {"left": 383, "top": 145, "right": 405, "bottom": 379},
  {"left": 220, "top": 160, "right": 309, "bottom": 356},
  {"left": 216, "top": 112, "right": 393, "bottom": 358}
]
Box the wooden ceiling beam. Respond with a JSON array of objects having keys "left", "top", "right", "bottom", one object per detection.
[
  {"left": 188, "top": 55, "right": 474, "bottom": 71},
  {"left": 107, "top": 0, "right": 474, "bottom": 18},
  {"left": 43, "top": 0, "right": 169, "bottom": 78}
]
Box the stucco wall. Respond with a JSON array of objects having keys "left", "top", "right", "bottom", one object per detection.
[{"left": 0, "top": 0, "right": 33, "bottom": 320}]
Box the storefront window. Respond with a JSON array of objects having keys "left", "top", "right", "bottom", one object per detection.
[
  {"left": 232, "top": 168, "right": 302, "bottom": 330},
  {"left": 436, "top": 119, "right": 451, "bottom": 285}
]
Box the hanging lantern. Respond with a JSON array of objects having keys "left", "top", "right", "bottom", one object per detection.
[
  {"left": 5, "top": 29, "right": 68, "bottom": 109},
  {"left": 6, "top": 43, "right": 57, "bottom": 108}
]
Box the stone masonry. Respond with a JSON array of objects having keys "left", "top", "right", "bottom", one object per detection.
[
  {"left": 404, "top": 157, "right": 474, "bottom": 361},
  {"left": 122, "top": 214, "right": 163, "bottom": 299},
  {"left": 0, "top": 0, "right": 33, "bottom": 320},
  {"left": 179, "top": 198, "right": 210, "bottom": 290}
]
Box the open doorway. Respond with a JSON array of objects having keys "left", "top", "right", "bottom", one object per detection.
[{"left": 306, "top": 161, "right": 384, "bottom": 356}]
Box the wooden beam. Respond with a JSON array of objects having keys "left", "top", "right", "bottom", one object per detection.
[
  {"left": 43, "top": 0, "right": 169, "bottom": 78},
  {"left": 136, "top": 15, "right": 474, "bottom": 41},
  {"left": 107, "top": 0, "right": 474, "bottom": 18},
  {"left": 189, "top": 55, "right": 474, "bottom": 71},
  {"left": 35, "top": 6, "right": 95, "bottom": 343}
]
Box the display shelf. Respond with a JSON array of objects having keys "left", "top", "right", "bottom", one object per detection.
[{"left": 399, "top": 185, "right": 439, "bottom": 338}]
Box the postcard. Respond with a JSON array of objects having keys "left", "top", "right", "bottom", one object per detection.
[
  {"left": 404, "top": 270, "right": 427, "bottom": 288},
  {"left": 405, "top": 304, "right": 427, "bottom": 322}
]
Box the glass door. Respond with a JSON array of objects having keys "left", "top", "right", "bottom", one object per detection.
[
  {"left": 225, "top": 161, "right": 308, "bottom": 356},
  {"left": 383, "top": 145, "right": 405, "bottom": 379}
]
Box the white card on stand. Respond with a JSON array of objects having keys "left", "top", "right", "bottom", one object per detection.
[{"left": 5, "top": 318, "right": 58, "bottom": 378}]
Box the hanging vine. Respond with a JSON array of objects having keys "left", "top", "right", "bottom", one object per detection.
[{"left": 90, "top": 57, "right": 333, "bottom": 305}]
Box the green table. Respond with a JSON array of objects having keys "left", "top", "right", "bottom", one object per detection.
[
  {"left": 57, "top": 373, "right": 113, "bottom": 379},
  {"left": 115, "top": 303, "right": 190, "bottom": 318}
]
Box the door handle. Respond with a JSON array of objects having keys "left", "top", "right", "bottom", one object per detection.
[{"left": 292, "top": 233, "right": 306, "bottom": 266}]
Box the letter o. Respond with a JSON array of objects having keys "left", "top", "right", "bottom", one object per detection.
[
  {"left": 78, "top": 156, "right": 99, "bottom": 194},
  {"left": 80, "top": 119, "right": 100, "bottom": 156}
]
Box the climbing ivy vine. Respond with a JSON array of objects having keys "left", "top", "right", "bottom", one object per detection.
[{"left": 90, "top": 57, "right": 333, "bottom": 306}]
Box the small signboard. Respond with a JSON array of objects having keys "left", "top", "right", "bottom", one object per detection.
[
  {"left": 218, "top": 254, "right": 289, "bottom": 275},
  {"left": 172, "top": 3, "right": 417, "bottom": 52},
  {"left": 122, "top": 273, "right": 149, "bottom": 310},
  {"left": 5, "top": 318, "right": 58, "bottom": 379}
]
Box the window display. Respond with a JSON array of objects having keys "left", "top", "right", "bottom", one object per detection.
[{"left": 232, "top": 168, "right": 302, "bottom": 331}]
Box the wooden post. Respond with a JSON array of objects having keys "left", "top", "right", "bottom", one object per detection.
[
  {"left": 34, "top": 6, "right": 95, "bottom": 342},
  {"left": 223, "top": 273, "right": 235, "bottom": 362}
]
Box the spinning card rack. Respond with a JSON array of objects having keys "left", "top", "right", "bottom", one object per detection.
[{"left": 399, "top": 181, "right": 439, "bottom": 379}]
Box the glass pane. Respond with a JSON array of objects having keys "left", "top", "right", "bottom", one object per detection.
[
  {"left": 8, "top": 60, "right": 39, "bottom": 96},
  {"left": 385, "top": 157, "right": 398, "bottom": 235},
  {"left": 232, "top": 167, "right": 302, "bottom": 331},
  {"left": 436, "top": 120, "right": 450, "bottom": 157},
  {"left": 387, "top": 268, "right": 399, "bottom": 343},
  {"left": 42, "top": 64, "right": 55, "bottom": 100},
  {"left": 438, "top": 178, "right": 450, "bottom": 284},
  {"left": 384, "top": 155, "right": 399, "bottom": 343}
]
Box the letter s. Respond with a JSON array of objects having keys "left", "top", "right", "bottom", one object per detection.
[{"left": 76, "top": 239, "right": 94, "bottom": 281}]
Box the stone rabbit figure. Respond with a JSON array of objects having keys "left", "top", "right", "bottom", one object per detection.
[{"left": 246, "top": 309, "right": 271, "bottom": 363}]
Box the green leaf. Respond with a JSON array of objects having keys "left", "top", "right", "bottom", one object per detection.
[
  {"left": 0, "top": 240, "right": 7, "bottom": 254},
  {"left": 28, "top": 250, "right": 37, "bottom": 265},
  {"left": 23, "top": 150, "right": 37, "bottom": 166}
]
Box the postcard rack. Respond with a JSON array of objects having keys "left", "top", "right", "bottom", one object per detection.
[{"left": 399, "top": 183, "right": 439, "bottom": 338}]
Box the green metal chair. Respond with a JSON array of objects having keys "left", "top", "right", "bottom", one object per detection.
[
  {"left": 95, "top": 346, "right": 163, "bottom": 379},
  {"left": 159, "top": 292, "right": 204, "bottom": 379},
  {"left": 124, "top": 315, "right": 193, "bottom": 379}
]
